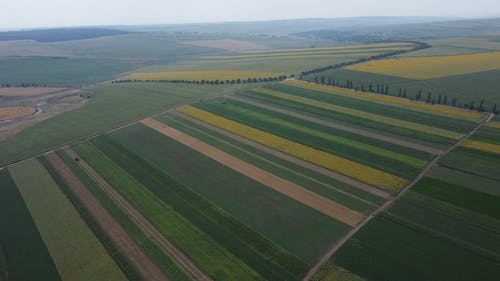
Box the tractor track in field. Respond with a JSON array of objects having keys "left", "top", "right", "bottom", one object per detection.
[
  {"left": 226, "top": 95, "right": 442, "bottom": 155},
  {"left": 45, "top": 152, "right": 170, "bottom": 281},
  {"left": 301, "top": 113, "right": 495, "bottom": 281},
  {"left": 173, "top": 110, "right": 391, "bottom": 199},
  {"left": 65, "top": 148, "right": 214, "bottom": 281}
]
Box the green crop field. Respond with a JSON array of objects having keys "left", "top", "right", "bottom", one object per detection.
[
  {"left": 8, "top": 159, "right": 126, "bottom": 281},
  {"left": 157, "top": 113, "right": 382, "bottom": 211},
  {"left": 105, "top": 123, "right": 351, "bottom": 262},
  {"left": 0, "top": 169, "right": 61, "bottom": 281},
  {"left": 92, "top": 135, "right": 308, "bottom": 280},
  {"left": 193, "top": 98, "right": 428, "bottom": 178},
  {"left": 0, "top": 82, "right": 233, "bottom": 166},
  {"left": 74, "top": 141, "right": 261, "bottom": 280}
]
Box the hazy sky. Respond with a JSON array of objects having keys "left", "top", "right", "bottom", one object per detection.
[{"left": 3, "top": 0, "right": 500, "bottom": 29}]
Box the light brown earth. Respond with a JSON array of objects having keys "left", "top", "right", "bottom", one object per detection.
[
  {"left": 45, "top": 152, "right": 170, "bottom": 281},
  {"left": 64, "top": 148, "right": 212, "bottom": 281},
  {"left": 0, "top": 106, "right": 36, "bottom": 122},
  {"left": 0, "top": 87, "right": 66, "bottom": 97},
  {"left": 228, "top": 95, "right": 442, "bottom": 155},
  {"left": 141, "top": 118, "right": 364, "bottom": 227},
  {"left": 180, "top": 39, "right": 272, "bottom": 53},
  {"left": 174, "top": 111, "right": 391, "bottom": 199}
]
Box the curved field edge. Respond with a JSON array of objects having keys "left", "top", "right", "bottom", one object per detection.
[
  {"left": 178, "top": 105, "right": 408, "bottom": 192},
  {"left": 73, "top": 141, "right": 262, "bottom": 280},
  {"left": 0, "top": 169, "right": 61, "bottom": 281},
  {"left": 8, "top": 159, "right": 127, "bottom": 281}
]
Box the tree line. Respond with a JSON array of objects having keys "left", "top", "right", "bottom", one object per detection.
[
  {"left": 298, "top": 41, "right": 430, "bottom": 78},
  {"left": 112, "top": 75, "right": 292, "bottom": 85},
  {"left": 310, "top": 75, "right": 498, "bottom": 114},
  {"left": 0, "top": 83, "right": 48, "bottom": 88}
]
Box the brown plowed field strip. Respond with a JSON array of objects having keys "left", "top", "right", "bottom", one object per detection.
[
  {"left": 45, "top": 152, "right": 170, "bottom": 281},
  {"left": 141, "top": 118, "right": 364, "bottom": 227},
  {"left": 228, "top": 95, "right": 442, "bottom": 155},
  {"left": 64, "top": 148, "right": 213, "bottom": 281},
  {"left": 173, "top": 111, "right": 391, "bottom": 199},
  {"left": 0, "top": 87, "right": 66, "bottom": 97},
  {"left": 0, "top": 106, "right": 36, "bottom": 122}
]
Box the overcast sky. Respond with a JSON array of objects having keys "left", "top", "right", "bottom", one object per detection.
[{"left": 2, "top": 0, "right": 500, "bottom": 29}]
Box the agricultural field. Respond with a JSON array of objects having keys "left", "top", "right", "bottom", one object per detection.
[
  {"left": 308, "top": 50, "right": 500, "bottom": 111},
  {"left": 316, "top": 114, "right": 500, "bottom": 281},
  {"left": 1, "top": 20, "right": 500, "bottom": 281},
  {"left": 125, "top": 70, "right": 286, "bottom": 82}
]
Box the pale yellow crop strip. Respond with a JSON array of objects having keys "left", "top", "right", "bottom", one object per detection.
[
  {"left": 347, "top": 51, "right": 500, "bottom": 79},
  {"left": 462, "top": 140, "right": 500, "bottom": 155},
  {"left": 178, "top": 105, "right": 408, "bottom": 192},
  {"left": 286, "top": 80, "right": 483, "bottom": 121},
  {"left": 205, "top": 47, "right": 414, "bottom": 60},
  {"left": 244, "top": 42, "right": 414, "bottom": 55},
  {"left": 253, "top": 87, "right": 464, "bottom": 140},
  {"left": 486, "top": 121, "right": 500, "bottom": 129}
]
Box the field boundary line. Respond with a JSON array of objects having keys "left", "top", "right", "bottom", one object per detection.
[
  {"left": 141, "top": 118, "right": 365, "bottom": 227},
  {"left": 301, "top": 113, "right": 495, "bottom": 281},
  {"left": 65, "top": 148, "right": 214, "bottom": 281},
  {"left": 227, "top": 95, "right": 442, "bottom": 155},
  {"left": 164, "top": 114, "right": 379, "bottom": 208},
  {"left": 172, "top": 110, "right": 391, "bottom": 199},
  {"left": 45, "top": 152, "right": 169, "bottom": 281}
]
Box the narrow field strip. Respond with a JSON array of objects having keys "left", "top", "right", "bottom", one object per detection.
[
  {"left": 44, "top": 152, "right": 170, "bottom": 281},
  {"left": 173, "top": 111, "right": 391, "bottom": 200},
  {"left": 228, "top": 95, "right": 441, "bottom": 154},
  {"left": 8, "top": 159, "right": 126, "bottom": 281},
  {"left": 254, "top": 87, "right": 464, "bottom": 139},
  {"left": 65, "top": 148, "right": 213, "bottom": 281},
  {"left": 486, "top": 121, "right": 500, "bottom": 129},
  {"left": 177, "top": 106, "right": 408, "bottom": 192},
  {"left": 462, "top": 140, "right": 500, "bottom": 155},
  {"left": 141, "top": 118, "right": 364, "bottom": 227},
  {"left": 285, "top": 80, "right": 483, "bottom": 121},
  {"left": 163, "top": 114, "right": 379, "bottom": 209}
]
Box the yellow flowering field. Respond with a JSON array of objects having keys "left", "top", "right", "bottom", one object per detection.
[
  {"left": 346, "top": 51, "right": 500, "bottom": 79},
  {"left": 462, "top": 140, "right": 500, "bottom": 155},
  {"left": 125, "top": 70, "right": 286, "bottom": 81},
  {"left": 253, "top": 87, "right": 464, "bottom": 140},
  {"left": 486, "top": 121, "right": 500, "bottom": 129},
  {"left": 178, "top": 105, "right": 408, "bottom": 192},
  {"left": 286, "top": 80, "right": 484, "bottom": 121}
]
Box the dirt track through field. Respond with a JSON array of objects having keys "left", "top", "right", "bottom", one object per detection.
[
  {"left": 174, "top": 111, "right": 391, "bottom": 199},
  {"left": 64, "top": 148, "right": 213, "bottom": 281},
  {"left": 228, "top": 95, "right": 442, "bottom": 155},
  {"left": 300, "top": 113, "right": 495, "bottom": 281},
  {"left": 45, "top": 152, "right": 170, "bottom": 281},
  {"left": 141, "top": 118, "right": 364, "bottom": 227}
]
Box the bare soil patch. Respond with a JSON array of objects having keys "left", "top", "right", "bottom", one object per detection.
[
  {"left": 0, "top": 106, "right": 36, "bottom": 122},
  {"left": 0, "top": 87, "right": 67, "bottom": 97},
  {"left": 142, "top": 118, "right": 364, "bottom": 227},
  {"left": 45, "top": 152, "right": 170, "bottom": 281},
  {"left": 180, "top": 39, "right": 272, "bottom": 53}
]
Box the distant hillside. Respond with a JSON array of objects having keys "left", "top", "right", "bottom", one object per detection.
[
  {"left": 295, "top": 18, "right": 500, "bottom": 42},
  {"left": 0, "top": 28, "right": 132, "bottom": 42}
]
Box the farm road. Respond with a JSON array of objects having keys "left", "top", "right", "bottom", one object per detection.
[
  {"left": 65, "top": 148, "right": 213, "bottom": 281},
  {"left": 301, "top": 113, "right": 495, "bottom": 281},
  {"left": 227, "top": 95, "right": 442, "bottom": 155},
  {"left": 173, "top": 110, "right": 391, "bottom": 199},
  {"left": 141, "top": 118, "right": 364, "bottom": 227},
  {"left": 45, "top": 152, "right": 169, "bottom": 281}
]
